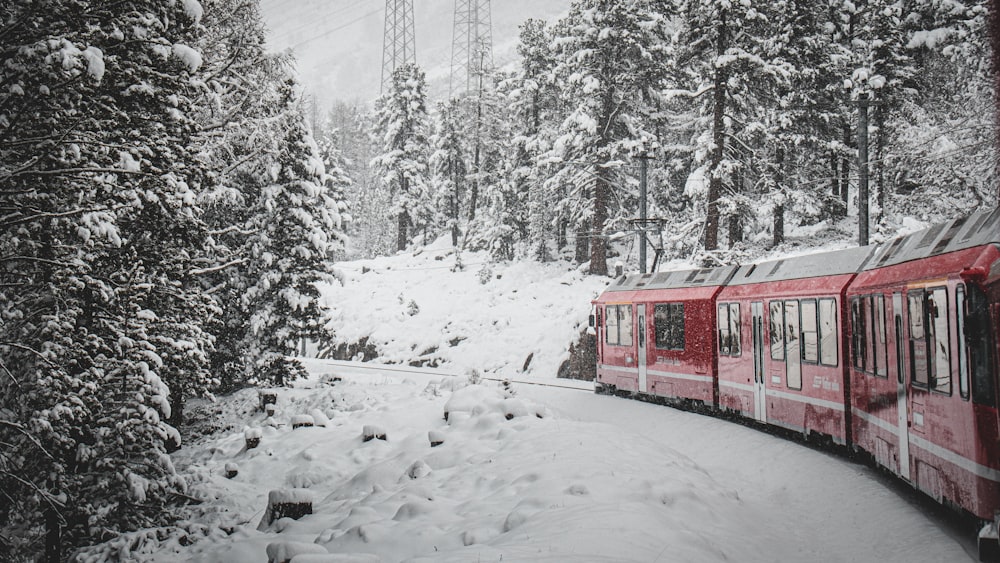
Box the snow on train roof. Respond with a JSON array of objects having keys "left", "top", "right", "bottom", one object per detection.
[
  {"left": 726, "top": 245, "right": 876, "bottom": 286},
  {"left": 607, "top": 265, "right": 739, "bottom": 292},
  {"left": 864, "top": 207, "right": 1000, "bottom": 271}
]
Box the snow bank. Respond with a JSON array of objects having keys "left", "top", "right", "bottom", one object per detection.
[{"left": 318, "top": 236, "right": 608, "bottom": 379}]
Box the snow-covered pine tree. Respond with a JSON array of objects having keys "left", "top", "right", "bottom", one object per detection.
[
  {"left": 507, "top": 19, "right": 561, "bottom": 262},
  {"left": 316, "top": 128, "right": 354, "bottom": 252},
  {"left": 241, "top": 77, "right": 346, "bottom": 385},
  {"left": 885, "top": 0, "right": 998, "bottom": 218},
  {"left": 430, "top": 99, "right": 469, "bottom": 247},
  {"left": 548, "top": 0, "right": 675, "bottom": 274},
  {"left": 1, "top": 0, "right": 210, "bottom": 557},
  {"left": 671, "top": 0, "right": 775, "bottom": 255},
  {"left": 464, "top": 73, "right": 519, "bottom": 261},
  {"left": 324, "top": 102, "right": 391, "bottom": 259},
  {"left": 371, "top": 64, "right": 433, "bottom": 251}
]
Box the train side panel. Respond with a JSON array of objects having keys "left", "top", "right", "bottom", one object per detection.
[
  {"left": 849, "top": 243, "right": 1000, "bottom": 520},
  {"left": 717, "top": 275, "right": 857, "bottom": 444}
]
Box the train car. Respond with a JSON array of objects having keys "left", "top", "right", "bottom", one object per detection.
[
  {"left": 593, "top": 266, "right": 737, "bottom": 405},
  {"left": 714, "top": 247, "right": 875, "bottom": 444},
  {"left": 847, "top": 208, "right": 1000, "bottom": 521}
]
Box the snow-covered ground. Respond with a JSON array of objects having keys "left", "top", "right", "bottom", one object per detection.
[
  {"left": 132, "top": 237, "right": 977, "bottom": 562},
  {"left": 152, "top": 363, "right": 974, "bottom": 562},
  {"left": 319, "top": 237, "right": 609, "bottom": 378}
]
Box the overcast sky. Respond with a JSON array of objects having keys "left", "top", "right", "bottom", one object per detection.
[{"left": 259, "top": 0, "right": 572, "bottom": 109}]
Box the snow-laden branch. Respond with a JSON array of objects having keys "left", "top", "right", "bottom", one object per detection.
[{"left": 189, "top": 258, "right": 246, "bottom": 277}]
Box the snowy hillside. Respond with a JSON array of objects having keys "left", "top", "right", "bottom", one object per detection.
[{"left": 318, "top": 236, "right": 609, "bottom": 379}]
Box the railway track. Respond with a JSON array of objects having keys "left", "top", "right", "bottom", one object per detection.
[{"left": 297, "top": 357, "right": 596, "bottom": 392}]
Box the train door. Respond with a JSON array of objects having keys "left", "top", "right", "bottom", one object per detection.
[
  {"left": 637, "top": 305, "right": 647, "bottom": 393},
  {"left": 752, "top": 302, "right": 767, "bottom": 422},
  {"left": 892, "top": 291, "right": 911, "bottom": 480}
]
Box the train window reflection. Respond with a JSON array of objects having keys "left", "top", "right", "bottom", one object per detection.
[
  {"left": 769, "top": 301, "right": 784, "bottom": 361},
  {"left": 909, "top": 291, "right": 929, "bottom": 387},
  {"left": 956, "top": 285, "right": 969, "bottom": 400},
  {"left": 655, "top": 303, "right": 685, "bottom": 351},
  {"left": 801, "top": 300, "right": 818, "bottom": 363},
  {"left": 784, "top": 300, "right": 802, "bottom": 390},
  {"left": 819, "top": 299, "right": 838, "bottom": 366},
  {"left": 930, "top": 288, "right": 951, "bottom": 395}
]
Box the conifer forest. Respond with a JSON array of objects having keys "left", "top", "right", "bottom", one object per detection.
[{"left": 1, "top": 0, "right": 998, "bottom": 560}]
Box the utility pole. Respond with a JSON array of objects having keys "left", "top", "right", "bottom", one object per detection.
[
  {"left": 858, "top": 97, "right": 869, "bottom": 247},
  {"left": 638, "top": 156, "right": 648, "bottom": 274},
  {"left": 381, "top": 0, "right": 416, "bottom": 95}
]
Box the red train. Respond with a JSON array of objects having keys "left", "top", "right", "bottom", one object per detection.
[{"left": 592, "top": 208, "right": 1000, "bottom": 552}]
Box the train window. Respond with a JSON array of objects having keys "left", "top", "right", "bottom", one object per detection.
[
  {"left": 769, "top": 301, "right": 785, "bottom": 361},
  {"left": 604, "top": 305, "right": 634, "bottom": 346},
  {"left": 729, "top": 303, "right": 741, "bottom": 356},
  {"left": 655, "top": 303, "right": 685, "bottom": 350},
  {"left": 718, "top": 303, "right": 742, "bottom": 356},
  {"left": 784, "top": 300, "right": 802, "bottom": 390},
  {"left": 819, "top": 298, "right": 838, "bottom": 366},
  {"left": 967, "top": 285, "right": 995, "bottom": 406},
  {"left": 874, "top": 295, "right": 888, "bottom": 378},
  {"left": 851, "top": 297, "right": 870, "bottom": 373},
  {"left": 929, "top": 288, "right": 951, "bottom": 395},
  {"left": 619, "top": 305, "right": 634, "bottom": 346},
  {"left": 801, "top": 299, "right": 818, "bottom": 363},
  {"left": 605, "top": 305, "right": 619, "bottom": 345},
  {"left": 909, "top": 291, "right": 929, "bottom": 387},
  {"left": 864, "top": 296, "right": 876, "bottom": 374},
  {"left": 956, "top": 285, "right": 970, "bottom": 400}
]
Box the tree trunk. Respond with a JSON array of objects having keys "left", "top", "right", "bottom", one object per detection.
[
  {"left": 590, "top": 171, "right": 609, "bottom": 275},
  {"left": 874, "top": 102, "right": 886, "bottom": 224},
  {"left": 451, "top": 173, "right": 460, "bottom": 247},
  {"left": 840, "top": 123, "right": 851, "bottom": 215},
  {"left": 45, "top": 506, "right": 61, "bottom": 563},
  {"left": 575, "top": 219, "right": 590, "bottom": 266},
  {"left": 773, "top": 147, "right": 785, "bottom": 246},
  {"left": 705, "top": 9, "right": 728, "bottom": 251},
  {"left": 990, "top": 0, "right": 1000, "bottom": 204},
  {"left": 396, "top": 211, "right": 409, "bottom": 251}
]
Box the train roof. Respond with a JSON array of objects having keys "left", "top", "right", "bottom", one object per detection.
[
  {"left": 863, "top": 207, "right": 1000, "bottom": 271},
  {"left": 606, "top": 265, "right": 738, "bottom": 292},
  {"left": 726, "top": 245, "right": 876, "bottom": 286}
]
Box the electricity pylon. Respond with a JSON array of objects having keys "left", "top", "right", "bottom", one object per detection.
[
  {"left": 381, "top": 0, "right": 416, "bottom": 95},
  {"left": 449, "top": 0, "right": 493, "bottom": 97}
]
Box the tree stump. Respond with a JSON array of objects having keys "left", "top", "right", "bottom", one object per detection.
[
  {"left": 225, "top": 462, "right": 239, "bottom": 479},
  {"left": 259, "top": 390, "right": 278, "bottom": 411},
  {"left": 258, "top": 489, "right": 313, "bottom": 531},
  {"left": 245, "top": 427, "right": 262, "bottom": 449},
  {"left": 362, "top": 425, "right": 386, "bottom": 442},
  {"left": 428, "top": 430, "right": 445, "bottom": 448},
  {"left": 291, "top": 414, "right": 314, "bottom": 429}
]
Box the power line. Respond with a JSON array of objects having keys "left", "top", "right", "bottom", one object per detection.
[
  {"left": 288, "top": 7, "right": 385, "bottom": 51},
  {"left": 272, "top": 0, "right": 371, "bottom": 46}
]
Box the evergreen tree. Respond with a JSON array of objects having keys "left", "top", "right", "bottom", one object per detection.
[
  {"left": 0, "top": 0, "right": 210, "bottom": 557},
  {"left": 507, "top": 19, "right": 561, "bottom": 261},
  {"left": 371, "top": 64, "right": 433, "bottom": 251},
  {"left": 548, "top": 0, "right": 675, "bottom": 274},
  {"left": 430, "top": 99, "right": 469, "bottom": 247},
  {"left": 241, "top": 78, "right": 346, "bottom": 384}
]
